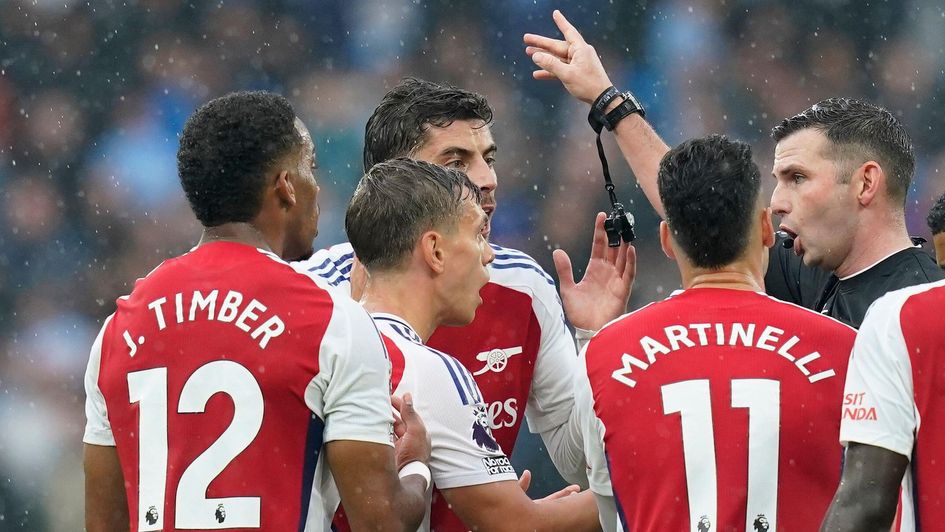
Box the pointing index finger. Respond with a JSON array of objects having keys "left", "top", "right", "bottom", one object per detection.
[{"left": 553, "top": 9, "right": 586, "bottom": 45}]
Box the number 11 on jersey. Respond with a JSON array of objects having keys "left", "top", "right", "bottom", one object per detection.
[{"left": 661, "top": 379, "right": 780, "bottom": 532}]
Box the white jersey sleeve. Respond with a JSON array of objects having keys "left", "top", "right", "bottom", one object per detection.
[
  {"left": 574, "top": 347, "right": 612, "bottom": 497},
  {"left": 405, "top": 345, "right": 519, "bottom": 489},
  {"left": 489, "top": 246, "right": 577, "bottom": 434},
  {"left": 295, "top": 243, "right": 355, "bottom": 296},
  {"left": 839, "top": 291, "right": 916, "bottom": 458},
  {"left": 307, "top": 291, "right": 394, "bottom": 446},
  {"left": 84, "top": 314, "right": 116, "bottom": 446},
  {"left": 526, "top": 283, "right": 578, "bottom": 433}
]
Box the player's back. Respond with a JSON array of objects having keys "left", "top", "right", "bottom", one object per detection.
[
  {"left": 583, "top": 288, "right": 856, "bottom": 531},
  {"left": 85, "top": 242, "right": 386, "bottom": 531}
]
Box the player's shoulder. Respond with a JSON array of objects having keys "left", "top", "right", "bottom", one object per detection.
[
  {"left": 874, "top": 277, "right": 945, "bottom": 304},
  {"left": 132, "top": 244, "right": 329, "bottom": 296},
  {"left": 865, "top": 278, "right": 945, "bottom": 325},
  {"left": 293, "top": 242, "right": 355, "bottom": 288},
  {"left": 488, "top": 242, "right": 557, "bottom": 291},
  {"left": 588, "top": 298, "right": 665, "bottom": 348},
  {"left": 376, "top": 316, "right": 478, "bottom": 393}
]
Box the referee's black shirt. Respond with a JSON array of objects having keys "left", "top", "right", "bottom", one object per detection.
[{"left": 765, "top": 238, "right": 944, "bottom": 328}]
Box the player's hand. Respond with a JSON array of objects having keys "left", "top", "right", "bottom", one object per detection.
[
  {"left": 555, "top": 212, "right": 636, "bottom": 331},
  {"left": 537, "top": 484, "right": 581, "bottom": 501},
  {"left": 517, "top": 468, "right": 581, "bottom": 500},
  {"left": 524, "top": 10, "right": 614, "bottom": 104},
  {"left": 391, "top": 393, "right": 431, "bottom": 468},
  {"left": 517, "top": 469, "right": 532, "bottom": 492}
]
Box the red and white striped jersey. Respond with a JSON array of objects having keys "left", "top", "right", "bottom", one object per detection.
[
  {"left": 576, "top": 288, "right": 855, "bottom": 531},
  {"left": 840, "top": 279, "right": 945, "bottom": 532},
  {"left": 84, "top": 242, "right": 395, "bottom": 532}
]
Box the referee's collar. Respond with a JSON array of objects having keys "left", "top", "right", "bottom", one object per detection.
[{"left": 838, "top": 246, "right": 916, "bottom": 281}]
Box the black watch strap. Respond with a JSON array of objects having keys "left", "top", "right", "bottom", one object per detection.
[
  {"left": 588, "top": 86, "right": 620, "bottom": 133},
  {"left": 603, "top": 91, "right": 645, "bottom": 131}
]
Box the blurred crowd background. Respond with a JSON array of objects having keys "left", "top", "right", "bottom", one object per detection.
[{"left": 1, "top": 0, "right": 943, "bottom": 528}]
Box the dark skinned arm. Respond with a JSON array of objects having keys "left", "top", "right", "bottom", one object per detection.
[
  {"left": 820, "top": 442, "right": 909, "bottom": 532},
  {"left": 84, "top": 443, "right": 129, "bottom": 532}
]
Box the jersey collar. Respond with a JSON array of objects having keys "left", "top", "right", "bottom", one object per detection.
[
  {"left": 838, "top": 246, "right": 915, "bottom": 281},
  {"left": 370, "top": 313, "right": 424, "bottom": 344}
]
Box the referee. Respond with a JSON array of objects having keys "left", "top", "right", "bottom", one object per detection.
[{"left": 524, "top": 10, "right": 944, "bottom": 328}]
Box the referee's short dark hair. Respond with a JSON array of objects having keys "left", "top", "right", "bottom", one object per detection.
[
  {"left": 928, "top": 192, "right": 945, "bottom": 235},
  {"left": 771, "top": 97, "right": 914, "bottom": 206},
  {"left": 363, "top": 77, "right": 493, "bottom": 171},
  {"left": 177, "top": 91, "right": 302, "bottom": 227},
  {"left": 346, "top": 158, "right": 481, "bottom": 271},
  {"left": 658, "top": 135, "right": 761, "bottom": 269}
]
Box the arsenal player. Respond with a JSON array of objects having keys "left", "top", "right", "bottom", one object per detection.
[
  {"left": 83, "top": 92, "right": 431, "bottom": 532},
  {"left": 300, "top": 77, "right": 634, "bottom": 530},
  {"left": 343, "top": 157, "right": 598, "bottom": 531},
  {"left": 574, "top": 135, "right": 856, "bottom": 530},
  {"left": 822, "top": 279, "right": 945, "bottom": 531}
]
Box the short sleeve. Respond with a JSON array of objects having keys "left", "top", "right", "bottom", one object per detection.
[
  {"left": 839, "top": 297, "right": 916, "bottom": 458},
  {"left": 315, "top": 295, "right": 394, "bottom": 446},
  {"left": 84, "top": 316, "right": 116, "bottom": 446},
  {"left": 524, "top": 282, "right": 578, "bottom": 434},
  {"left": 574, "top": 348, "right": 612, "bottom": 497},
  {"left": 413, "top": 353, "right": 518, "bottom": 489}
]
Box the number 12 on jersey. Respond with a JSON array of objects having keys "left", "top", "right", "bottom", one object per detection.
[
  {"left": 661, "top": 379, "right": 780, "bottom": 532},
  {"left": 128, "top": 360, "right": 264, "bottom": 530}
]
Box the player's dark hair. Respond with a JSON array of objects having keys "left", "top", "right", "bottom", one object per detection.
[
  {"left": 928, "top": 192, "right": 945, "bottom": 235},
  {"left": 346, "top": 157, "right": 481, "bottom": 271},
  {"left": 658, "top": 134, "right": 761, "bottom": 269},
  {"left": 363, "top": 77, "right": 493, "bottom": 171},
  {"left": 178, "top": 91, "right": 303, "bottom": 227},
  {"left": 771, "top": 97, "right": 914, "bottom": 205}
]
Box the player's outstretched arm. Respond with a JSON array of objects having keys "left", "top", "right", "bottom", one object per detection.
[
  {"left": 555, "top": 212, "right": 636, "bottom": 332},
  {"left": 820, "top": 442, "right": 908, "bottom": 532},
  {"left": 327, "top": 393, "right": 431, "bottom": 532},
  {"left": 84, "top": 443, "right": 129, "bottom": 532},
  {"left": 441, "top": 480, "right": 600, "bottom": 532},
  {"left": 525, "top": 10, "right": 670, "bottom": 219}
]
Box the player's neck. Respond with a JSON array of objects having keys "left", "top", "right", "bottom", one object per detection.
[
  {"left": 198, "top": 223, "right": 277, "bottom": 254},
  {"left": 834, "top": 217, "right": 913, "bottom": 278},
  {"left": 361, "top": 272, "right": 438, "bottom": 342},
  {"left": 682, "top": 260, "right": 764, "bottom": 292}
]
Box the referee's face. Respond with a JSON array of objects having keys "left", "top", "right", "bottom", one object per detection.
[{"left": 771, "top": 128, "right": 858, "bottom": 272}]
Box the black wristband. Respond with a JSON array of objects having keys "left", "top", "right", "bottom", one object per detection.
[
  {"left": 602, "top": 91, "right": 645, "bottom": 131},
  {"left": 588, "top": 86, "right": 620, "bottom": 133}
]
